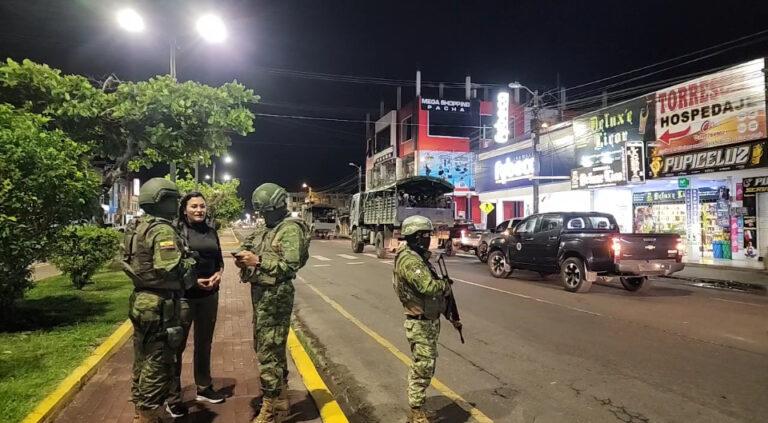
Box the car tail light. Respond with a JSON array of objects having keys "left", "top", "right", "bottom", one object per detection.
[
  {"left": 676, "top": 237, "right": 684, "bottom": 262},
  {"left": 461, "top": 230, "right": 466, "bottom": 236},
  {"left": 612, "top": 237, "right": 621, "bottom": 259}
]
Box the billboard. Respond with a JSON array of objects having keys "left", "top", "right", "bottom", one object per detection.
[
  {"left": 648, "top": 139, "right": 766, "bottom": 178},
  {"left": 417, "top": 150, "right": 475, "bottom": 190},
  {"left": 571, "top": 96, "right": 655, "bottom": 189},
  {"left": 651, "top": 58, "right": 766, "bottom": 157}
]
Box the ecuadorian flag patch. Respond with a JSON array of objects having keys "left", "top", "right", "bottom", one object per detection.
[{"left": 159, "top": 240, "right": 176, "bottom": 250}]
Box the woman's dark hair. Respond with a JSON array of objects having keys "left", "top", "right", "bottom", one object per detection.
[{"left": 177, "top": 191, "right": 210, "bottom": 228}]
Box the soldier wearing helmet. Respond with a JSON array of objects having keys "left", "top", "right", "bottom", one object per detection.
[
  {"left": 393, "top": 215, "right": 450, "bottom": 423},
  {"left": 234, "top": 183, "right": 311, "bottom": 423},
  {"left": 122, "top": 178, "right": 195, "bottom": 423}
]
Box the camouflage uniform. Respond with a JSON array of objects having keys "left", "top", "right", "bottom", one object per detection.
[
  {"left": 123, "top": 178, "right": 193, "bottom": 421},
  {"left": 239, "top": 183, "right": 310, "bottom": 423},
  {"left": 393, "top": 227, "right": 448, "bottom": 411}
]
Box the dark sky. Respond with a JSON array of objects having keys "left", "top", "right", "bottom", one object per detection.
[{"left": 2, "top": 0, "right": 768, "bottom": 208}]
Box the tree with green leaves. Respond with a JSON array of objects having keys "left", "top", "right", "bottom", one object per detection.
[
  {"left": 50, "top": 225, "right": 122, "bottom": 289},
  {"left": 174, "top": 175, "right": 245, "bottom": 228},
  {"left": 0, "top": 104, "right": 100, "bottom": 311},
  {"left": 0, "top": 58, "right": 259, "bottom": 196}
]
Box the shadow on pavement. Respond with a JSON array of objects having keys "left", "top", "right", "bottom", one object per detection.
[{"left": 507, "top": 271, "right": 692, "bottom": 298}]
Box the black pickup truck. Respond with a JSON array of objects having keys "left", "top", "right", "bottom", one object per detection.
[{"left": 486, "top": 212, "right": 685, "bottom": 293}]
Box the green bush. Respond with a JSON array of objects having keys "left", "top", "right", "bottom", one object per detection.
[{"left": 50, "top": 225, "right": 121, "bottom": 289}]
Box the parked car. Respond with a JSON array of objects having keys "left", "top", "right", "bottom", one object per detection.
[
  {"left": 445, "top": 221, "right": 481, "bottom": 255},
  {"left": 486, "top": 212, "right": 684, "bottom": 293},
  {"left": 476, "top": 219, "right": 521, "bottom": 263}
]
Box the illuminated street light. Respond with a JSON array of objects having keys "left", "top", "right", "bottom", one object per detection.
[
  {"left": 196, "top": 14, "right": 227, "bottom": 43},
  {"left": 223, "top": 173, "right": 232, "bottom": 182},
  {"left": 116, "top": 8, "right": 145, "bottom": 33},
  {"left": 223, "top": 155, "right": 233, "bottom": 164},
  {"left": 302, "top": 183, "right": 308, "bottom": 189},
  {"left": 204, "top": 174, "right": 211, "bottom": 180}
]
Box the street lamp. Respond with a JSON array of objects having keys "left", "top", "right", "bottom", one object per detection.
[
  {"left": 115, "top": 8, "right": 227, "bottom": 182},
  {"left": 222, "top": 173, "right": 232, "bottom": 182},
  {"left": 508, "top": 81, "right": 542, "bottom": 214},
  {"left": 223, "top": 155, "right": 233, "bottom": 164},
  {"left": 196, "top": 14, "right": 227, "bottom": 43},
  {"left": 348, "top": 162, "right": 362, "bottom": 194},
  {"left": 116, "top": 8, "right": 145, "bottom": 32},
  {"left": 204, "top": 174, "right": 211, "bottom": 180}
]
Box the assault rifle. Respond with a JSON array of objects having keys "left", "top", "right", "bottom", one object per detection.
[{"left": 436, "top": 254, "right": 464, "bottom": 344}]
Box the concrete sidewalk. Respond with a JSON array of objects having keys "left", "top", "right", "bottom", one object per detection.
[
  {"left": 54, "top": 243, "right": 321, "bottom": 422},
  {"left": 667, "top": 263, "right": 768, "bottom": 292}
]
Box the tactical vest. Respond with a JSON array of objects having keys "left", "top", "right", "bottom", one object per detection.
[
  {"left": 393, "top": 247, "right": 446, "bottom": 320},
  {"left": 122, "top": 215, "right": 186, "bottom": 291},
  {"left": 241, "top": 217, "right": 311, "bottom": 285}
]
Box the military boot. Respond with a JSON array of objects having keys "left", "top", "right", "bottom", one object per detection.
[
  {"left": 136, "top": 407, "right": 162, "bottom": 423},
  {"left": 407, "top": 407, "right": 431, "bottom": 423},
  {"left": 252, "top": 397, "right": 279, "bottom": 423},
  {"left": 274, "top": 381, "right": 290, "bottom": 412}
]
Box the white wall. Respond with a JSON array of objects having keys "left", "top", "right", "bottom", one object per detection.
[
  {"left": 539, "top": 190, "right": 591, "bottom": 213},
  {"left": 592, "top": 188, "right": 633, "bottom": 233}
]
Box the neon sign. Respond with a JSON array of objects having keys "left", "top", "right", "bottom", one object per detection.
[
  {"left": 494, "top": 92, "right": 510, "bottom": 143},
  {"left": 494, "top": 156, "right": 534, "bottom": 184}
]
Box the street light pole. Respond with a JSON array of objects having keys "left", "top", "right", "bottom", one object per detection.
[
  {"left": 169, "top": 38, "right": 178, "bottom": 181},
  {"left": 348, "top": 162, "right": 362, "bottom": 193},
  {"left": 531, "top": 90, "right": 541, "bottom": 214},
  {"left": 509, "top": 82, "right": 542, "bottom": 215}
]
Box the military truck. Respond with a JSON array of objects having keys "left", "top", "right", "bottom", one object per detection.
[
  {"left": 302, "top": 204, "right": 338, "bottom": 239},
  {"left": 349, "top": 176, "right": 455, "bottom": 258}
]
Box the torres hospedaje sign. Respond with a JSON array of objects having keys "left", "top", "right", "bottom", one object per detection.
[
  {"left": 648, "top": 140, "right": 766, "bottom": 178},
  {"left": 571, "top": 97, "right": 655, "bottom": 189},
  {"left": 650, "top": 58, "right": 766, "bottom": 157}
]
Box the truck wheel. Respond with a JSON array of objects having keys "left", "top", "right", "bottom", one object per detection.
[
  {"left": 351, "top": 231, "right": 364, "bottom": 253},
  {"left": 477, "top": 242, "right": 489, "bottom": 263},
  {"left": 488, "top": 250, "right": 512, "bottom": 278},
  {"left": 375, "top": 232, "right": 387, "bottom": 259},
  {"left": 445, "top": 239, "right": 455, "bottom": 256},
  {"left": 561, "top": 257, "right": 592, "bottom": 293},
  {"left": 620, "top": 276, "right": 651, "bottom": 293}
]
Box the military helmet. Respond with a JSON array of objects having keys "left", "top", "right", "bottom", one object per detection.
[
  {"left": 252, "top": 183, "right": 288, "bottom": 212},
  {"left": 401, "top": 215, "right": 434, "bottom": 236},
  {"left": 138, "top": 178, "right": 180, "bottom": 206}
]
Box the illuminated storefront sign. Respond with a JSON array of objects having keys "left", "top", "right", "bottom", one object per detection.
[
  {"left": 494, "top": 155, "right": 534, "bottom": 184},
  {"left": 494, "top": 91, "right": 510, "bottom": 144}
]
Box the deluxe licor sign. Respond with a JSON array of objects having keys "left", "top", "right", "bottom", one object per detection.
[{"left": 494, "top": 156, "right": 534, "bottom": 184}]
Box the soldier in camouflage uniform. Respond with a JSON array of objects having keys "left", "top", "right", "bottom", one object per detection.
[
  {"left": 234, "top": 183, "right": 310, "bottom": 423},
  {"left": 393, "top": 216, "right": 454, "bottom": 423},
  {"left": 122, "top": 178, "right": 195, "bottom": 423}
]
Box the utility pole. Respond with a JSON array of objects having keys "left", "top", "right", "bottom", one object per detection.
[{"left": 531, "top": 90, "right": 541, "bottom": 215}]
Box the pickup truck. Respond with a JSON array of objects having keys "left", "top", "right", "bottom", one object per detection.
[
  {"left": 486, "top": 212, "right": 684, "bottom": 293},
  {"left": 476, "top": 219, "right": 521, "bottom": 263}
]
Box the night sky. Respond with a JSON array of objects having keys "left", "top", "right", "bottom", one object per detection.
[{"left": 2, "top": 0, "right": 768, "bottom": 209}]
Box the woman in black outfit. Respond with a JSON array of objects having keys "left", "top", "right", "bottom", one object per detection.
[{"left": 167, "top": 192, "right": 226, "bottom": 417}]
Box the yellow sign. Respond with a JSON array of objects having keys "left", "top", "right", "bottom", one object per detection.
[{"left": 479, "top": 202, "right": 495, "bottom": 214}]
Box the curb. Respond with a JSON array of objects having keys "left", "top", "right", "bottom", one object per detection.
[
  {"left": 287, "top": 328, "right": 350, "bottom": 423},
  {"left": 663, "top": 275, "right": 767, "bottom": 294},
  {"left": 20, "top": 320, "right": 134, "bottom": 423}
]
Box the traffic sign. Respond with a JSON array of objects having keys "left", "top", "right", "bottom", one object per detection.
[{"left": 479, "top": 202, "right": 495, "bottom": 214}]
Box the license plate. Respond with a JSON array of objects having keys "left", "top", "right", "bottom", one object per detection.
[{"left": 639, "top": 262, "right": 658, "bottom": 271}]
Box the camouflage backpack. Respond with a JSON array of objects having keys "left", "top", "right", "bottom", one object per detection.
[{"left": 277, "top": 217, "right": 312, "bottom": 269}]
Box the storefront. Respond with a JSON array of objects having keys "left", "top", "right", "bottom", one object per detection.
[{"left": 476, "top": 124, "right": 577, "bottom": 228}]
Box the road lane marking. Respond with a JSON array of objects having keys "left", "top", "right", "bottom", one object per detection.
[
  {"left": 383, "top": 261, "right": 394, "bottom": 265},
  {"left": 298, "top": 276, "right": 494, "bottom": 423},
  {"left": 346, "top": 262, "right": 365, "bottom": 265},
  {"left": 452, "top": 278, "right": 602, "bottom": 317},
  {"left": 337, "top": 254, "right": 358, "bottom": 260},
  {"left": 364, "top": 253, "right": 378, "bottom": 259},
  {"left": 312, "top": 255, "right": 332, "bottom": 261},
  {"left": 313, "top": 264, "right": 332, "bottom": 268},
  {"left": 713, "top": 298, "right": 767, "bottom": 308}
]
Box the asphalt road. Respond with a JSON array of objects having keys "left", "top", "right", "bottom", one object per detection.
[{"left": 236, "top": 230, "right": 768, "bottom": 423}]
